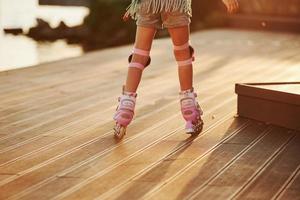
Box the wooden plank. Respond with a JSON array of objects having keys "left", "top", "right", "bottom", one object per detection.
[
  {"left": 0, "top": 89, "right": 237, "bottom": 199},
  {"left": 141, "top": 144, "right": 255, "bottom": 199},
  {"left": 0, "top": 58, "right": 243, "bottom": 158},
  {"left": 41, "top": 109, "right": 244, "bottom": 199},
  {"left": 237, "top": 95, "right": 300, "bottom": 130},
  {"left": 0, "top": 46, "right": 176, "bottom": 107},
  {"left": 0, "top": 53, "right": 214, "bottom": 124},
  {"left": 0, "top": 53, "right": 221, "bottom": 127},
  {"left": 232, "top": 134, "right": 300, "bottom": 199},
  {"left": 254, "top": 83, "right": 300, "bottom": 95},
  {"left": 277, "top": 168, "right": 300, "bottom": 200},
  {"left": 236, "top": 83, "right": 300, "bottom": 105},
  {"left": 0, "top": 29, "right": 299, "bottom": 199},
  {"left": 0, "top": 50, "right": 292, "bottom": 152},
  {"left": 0, "top": 74, "right": 239, "bottom": 189},
  {"left": 20, "top": 177, "right": 85, "bottom": 200},
  {"left": 1, "top": 32, "right": 298, "bottom": 126},
  {"left": 0, "top": 101, "right": 236, "bottom": 199},
  {"left": 0, "top": 56, "right": 288, "bottom": 177},
  {"left": 0, "top": 174, "right": 15, "bottom": 182},
  {"left": 0, "top": 69, "right": 294, "bottom": 198},
  {"left": 188, "top": 128, "right": 294, "bottom": 200},
  {"left": 0, "top": 61, "right": 244, "bottom": 166},
  {"left": 0, "top": 51, "right": 272, "bottom": 162},
  {"left": 0, "top": 37, "right": 226, "bottom": 99},
  {"left": 0, "top": 55, "right": 296, "bottom": 177},
  {"left": 56, "top": 118, "right": 260, "bottom": 200},
  {"left": 101, "top": 122, "right": 268, "bottom": 200}
]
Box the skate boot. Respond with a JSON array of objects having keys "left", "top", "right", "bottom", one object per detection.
[
  {"left": 180, "top": 88, "right": 204, "bottom": 135},
  {"left": 113, "top": 89, "right": 137, "bottom": 139}
]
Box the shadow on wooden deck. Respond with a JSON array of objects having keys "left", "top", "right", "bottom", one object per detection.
[{"left": 0, "top": 29, "right": 299, "bottom": 199}]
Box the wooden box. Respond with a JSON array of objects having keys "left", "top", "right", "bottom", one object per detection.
[{"left": 235, "top": 82, "right": 300, "bottom": 131}]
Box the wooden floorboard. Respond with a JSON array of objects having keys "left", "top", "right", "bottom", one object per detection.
[
  {"left": 234, "top": 134, "right": 300, "bottom": 200},
  {"left": 0, "top": 51, "right": 294, "bottom": 155},
  {"left": 277, "top": 166, "right": 300, "bottom": 200},
  {"left": 0, "top": 29, "right": 300, "bottom": 200},
  {"left": 188, "top": 128, "right": 294, "bottom": 200}
]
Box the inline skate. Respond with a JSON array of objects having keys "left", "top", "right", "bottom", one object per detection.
[
  {"left": 113, "top": 88, "right": 137, "bottom": 139},
  {"left": 180, "top": 88, "right": 204, "bottom": 135}
]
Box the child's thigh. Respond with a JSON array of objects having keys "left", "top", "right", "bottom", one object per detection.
[
  {"left": 136, "top": 11, "right": 162, "bottom": 29},
  {"left": 161, "top": 11, "right": 191, "bottom": 29}
]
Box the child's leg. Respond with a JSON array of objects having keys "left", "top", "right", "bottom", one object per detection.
[
  {"left": 125, "top": 26, "right": 157, "bottom": 93},
  {"left": 168, "top": 25, "right": 203, "bottom": 134},
  {"left": 167, "top": 26, "right": 193, "bottom": 91},
  {"left": 114, "top": 26, "right": 156, "bottom": 139}
]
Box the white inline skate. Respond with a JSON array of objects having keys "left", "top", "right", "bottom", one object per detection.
[
  {"left": 113, "top": 88, "right": 137, "bottom": 140},
  {"left": 180, "top": 88, "right": 204, "bottom": 135}
]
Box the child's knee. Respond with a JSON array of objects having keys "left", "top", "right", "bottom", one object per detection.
[
  {"left": 174, "top": 48, "right": 191, "bottom": 60},
  {"left": 128, "top": 47, "right": 151, "bottom": 70},
  {"left": 173, "top": 41, "right": 195, "bottom": 67}
]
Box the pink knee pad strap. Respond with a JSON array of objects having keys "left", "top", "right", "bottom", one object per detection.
[
  {"left": 128, "top": 47, "right": 151, "bottom": 70},
  {"left": 173, "top": 41, "right": 190, "bottom": 51},
  {"left": 177, "top": 58, "right": 193, "bottom": 67},
  {"left": 129, "top": 62, "right": 145, "bottom": 70},
  {"left": 132, "top": 48, "right": 150, "bottom": 57},
  {"left": 174, "top": 42, "right": 195, "bottom": 67}
]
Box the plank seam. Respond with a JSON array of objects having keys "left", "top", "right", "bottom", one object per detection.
[
  {"left": 272, "top": 164, "right": 300, "bottom": 200},
  {"left": 230, "top": 132, "right": 296, "bottom": 199},
  {"left": 184, "top": 127, "right": 273, "bottom": 200}
]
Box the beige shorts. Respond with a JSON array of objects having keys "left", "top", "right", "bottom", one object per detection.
[{"left": 136, "top": 10, "right": 191, "bottom": 29}]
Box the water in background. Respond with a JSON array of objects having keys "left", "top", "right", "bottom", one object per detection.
[{"left": 0, "top": 0, "right": 89, "bottom": 71}]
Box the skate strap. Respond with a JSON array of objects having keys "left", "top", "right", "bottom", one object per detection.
[
  {"left": 132, "top": 48, "right": 150, "bottom": 57},
  {"left": 177, "top": 58, "right": 193, "bottom": 67},
  {"left": 180, "top": 87, "right": 195, "bottom": 95},
  {"left": 122, "top": 89, "right": 137, "bottom": 97},
  {"left": 181, "top": 97, "right": 195, "bottom": 107},
  {"left": 119, "top": 97, "right": 135, "bottom": 110},
  {"left": 129, "top": 62, "right": 145, "bottom": 70},
  {"left": 173, "top": 41, "right": 190, "bottom": 51}
]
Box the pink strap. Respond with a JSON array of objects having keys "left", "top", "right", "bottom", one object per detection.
[
  {"left": 174, "top": 41, "right": 190, "bottom": 51},
  {"left": 129, "top": 62, "right": 145, "bottom": 70},
  {"left": 177, "top": 58, "right": 193, "bottom": 67},
  {"left": 132, "top": 48, "right": 150, "bottom": 57}
]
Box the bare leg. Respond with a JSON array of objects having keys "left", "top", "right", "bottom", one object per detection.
[
  {"left": 168, "top": 26, "right": 193, "bottom": 91},
  {"left": 125, "top": 26, "right": 157, "bottom": 93}
]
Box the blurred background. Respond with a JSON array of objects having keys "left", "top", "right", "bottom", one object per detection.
[{"left": 0, "top": 0, "right": 300, "bottom": 71}]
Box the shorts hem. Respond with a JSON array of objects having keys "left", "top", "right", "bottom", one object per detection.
[{"left": 136, "top": 23, "right": 162, "bottom": 30}]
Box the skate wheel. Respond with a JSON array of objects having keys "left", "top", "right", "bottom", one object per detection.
[
  {"left": 187, "top": 120, "right": 203, "bottom": 136},
  {"left": 194, "top": 120, "right": 204, "bottom": 135},
  {"left": 114, "top": 124, "right": 126, "bottom": 140}
]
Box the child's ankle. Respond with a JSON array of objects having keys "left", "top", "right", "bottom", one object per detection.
[
  {"left": 180, "top": 87, "right": 194, "bottom": 94},
  {"left": 123, "top": 86, "right": 137, "bottom": 97}
]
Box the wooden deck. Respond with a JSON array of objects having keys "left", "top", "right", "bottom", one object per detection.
[{"left": 0, "top": 29, "right": 300, "bottom": 200}]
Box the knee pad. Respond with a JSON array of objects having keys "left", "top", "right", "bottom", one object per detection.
[
  {"left": 173, "top": 41, "right": 195, "bottom": 67},
  {"left": 128, "top": 47, "right": 151, "bottom": 70}
]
